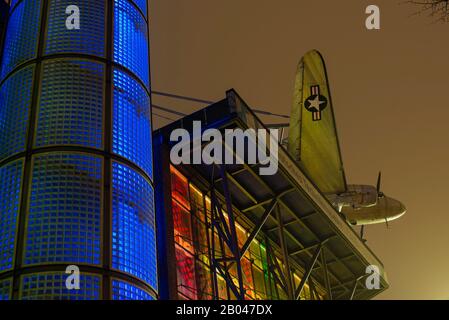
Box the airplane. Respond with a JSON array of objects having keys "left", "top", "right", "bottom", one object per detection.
[{"left": 287, "top": 50, "right": 406, "bottom": 228}]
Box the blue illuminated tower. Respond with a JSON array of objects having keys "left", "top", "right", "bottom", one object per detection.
[{"left": 0, "top": 0, "right": 157, "bottom": 299}]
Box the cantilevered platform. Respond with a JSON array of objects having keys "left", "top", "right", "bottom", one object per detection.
[{"left": 153, "top": 89, "right": 388, "bottom": 300}]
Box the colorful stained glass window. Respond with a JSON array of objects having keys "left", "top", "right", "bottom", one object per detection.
[
  {"left": 170, "top": 165, "right": 190, "bottom": 209},
  {"left": 169, "top": 168, "right": 298, "bottom": 301},
  {"left": 173, "top": 200, "right": 194, "bottom": 253},
  {"left": 217, "top": 275, "right": 228, "bottom": 300},
  {"left": 189, "top": 184, "right": 204, "bottom": 220},
  {"left": 241, "top": 257, "right": 255, "bottom": 299},
  {"left": 192, "top": 216, "right": 209, "bottom": 264},
  {"left": 175, "top": 244, "right": 197, "bottom": 300},
  {"left": 252, "top": 264, "right": 267, "bottom": 299},
  {"left": 195, "top": 260, "right": 213, "bottom": 300}
]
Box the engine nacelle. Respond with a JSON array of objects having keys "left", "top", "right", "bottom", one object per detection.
[{"left": 327, "top": 184, "right": 378, "bottom": 211}]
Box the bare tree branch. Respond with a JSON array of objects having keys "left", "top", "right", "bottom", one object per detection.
[{"left": 403, "top": 0, "right": 449, "bottom": 23}]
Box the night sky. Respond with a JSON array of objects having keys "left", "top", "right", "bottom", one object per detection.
[{"left": 149, "top": 0, "right": 449, "bottom": 299}]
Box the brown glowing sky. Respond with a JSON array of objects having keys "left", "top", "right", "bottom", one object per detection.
[{"left": 149, "top": 0, "right": 449, "bottom": 299}]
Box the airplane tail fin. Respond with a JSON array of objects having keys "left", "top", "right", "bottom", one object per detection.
[{"left": 288, "top": 50, "right": 347, "bottom": 194}]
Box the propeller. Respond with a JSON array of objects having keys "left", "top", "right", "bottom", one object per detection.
[
  {"left": 377, "top": 171, "right": 391, "bottom": 229},
  {"left": 376, "top": 171, "right": 384, "bottom": 198}
]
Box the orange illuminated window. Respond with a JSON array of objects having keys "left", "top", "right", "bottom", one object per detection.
[{"left": 170, "top": 165, "right": 190, "bottom": 210}]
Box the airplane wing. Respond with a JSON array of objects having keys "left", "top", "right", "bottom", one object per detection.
[{"left": 287, "top": 50, "right": 347, "bottom": 194}]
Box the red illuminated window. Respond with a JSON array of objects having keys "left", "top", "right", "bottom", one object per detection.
[
  {"left": 172, "top": 200, "right": 194, "bottom": 253},
  {"left": 175, "top": 244, "right": 197, "bottom": 300}
]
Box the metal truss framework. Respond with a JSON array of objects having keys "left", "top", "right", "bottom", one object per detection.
[
  {"left": 154, "top": 90, "right": 386, "bottom": 300},
  {"left": 202, "top": 162, "right": 366, "bottom": 300}
]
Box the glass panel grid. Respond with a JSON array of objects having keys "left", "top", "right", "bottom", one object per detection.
[
  {"left": 113, "top": 69, "right": 152, "bottom": 177},
  {"left": 0, "top": 159, "right": 23, "bottom": 272},
  {"left": 0, "top": 278, "right": 12, "bottom": 300},
  {"left": 195, "top": 260, "right": 213, "bottom": 300},
  {"left": 114, "top": 0, "right": 150, "bottom": 87},
  {"left": 0, "top": 0, "right": 40, "bottom": 80},
  {"left": 45, "top": 0, "right": 105, "bottom": 57},
  {"left": 130, "top": 0, "right": 147, "bottom": 17},
  {"left": 24, "top": 153, "right": 102, "bottom": 265},
  {"left": 170, "top": 167, "right": 281, "bottom": 300},
  {"left": 175, "top": 244, "right": 197, "bottom": 300},
  {"left": 10, "top": 0, "right": 20, "bottom": 9},
  {"left": 35, "top": 60, "right": 104, "bottom": 149},
  {"left": 170, "top": 166, "right": 190, "bottom": 210},
  {"left": 173, "top": 200, "right": 194, "bottom": 253},
  {"left": 0, "top": 65, "right": 33, "bottom": 160},
  {"left": 112, "top": 162, "right": 157, "bottom": 290},
  {"left": 112, "top": 279, "right": 154, "bottom": 300},
  {"left": 20, "top": 272, "right": 101, "bottom": 300}
]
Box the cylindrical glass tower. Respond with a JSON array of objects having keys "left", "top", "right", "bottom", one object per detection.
[{"left": 0, "top": 0, "right": 157, "bottom": 300}]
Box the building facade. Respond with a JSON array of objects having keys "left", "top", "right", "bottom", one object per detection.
[
  {"left": 0, "top": 1, "right": 8, "bottom": 52},
  {"left": 165, "top": 165, "right": 318, "bottom": 300},
  {"left": 0, "top": 0, "right": 157, "bottom": 299},
  {"left": 153, "top": 90, "right": 389, "bottom": 300}
]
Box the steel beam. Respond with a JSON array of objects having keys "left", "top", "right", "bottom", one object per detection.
[
  {"left": 240, "top": 198, "right": 277, "bottom": 257},
  {"left": 240, "top": 188, "right": 295, "bottom": 213},
  {"left": 312, "top": 253, "right": 355, "bottom": 271},
  {"left": 266, "top": 218, "right": 297, "bottom": 232},
  {"left": 242, "top": 162, "right": 357, "bottom": 288},
  {"left": 266, "top": 239, "right": 288, "bottom": 293},
  {"left": 295, "top": 243, "right": 322, "bottom": 300},
  {"left": 321, "top": 249, "right": 333, "bottom": 300},
  {"left": 290, "top": 236, "right": 337, "bottom": 256},
  {"left": 275, "top": 205, "right": 295, "bottom": 299},
  {"left": 219, "top": 165, "right": 245, "bottom": 299},
  {"left": 350, "top": 279, "right": 359, "bottom": 300}
]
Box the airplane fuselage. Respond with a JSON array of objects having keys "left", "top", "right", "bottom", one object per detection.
[
  {"left": 327, "top": 184, "right": 406, "bottom": 226},
  {"left": 340, "top": 195, "right": 406, "bottom": 226}
]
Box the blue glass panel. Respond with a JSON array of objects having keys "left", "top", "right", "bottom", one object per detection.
[
  {"left": 25, "top": 153, "right": 102, "bottom": 265},
  {"left": 0, "top": 278, "right": 12, "bottom": 300},
  {"left": 20, "top": 273, "right": 101, "bottom": 300},
  {"left": 0, "top": 0, "right": 40, "bottom": 80},
  {"left": 130, "top": 0, "right": 147, "bottom": 17},
  {"left": 113, "top": 69, "right": 152, "bottom": 178},
  {"left": 0, "top": 159, "right": 23, "bottom": 272},
  {"left": 112, "top": 279, "right": 154, "bottom": 300},
  {"left": 0, "top": 65, "right": 33, "bottom": 160},
  {"left": 114, "top": 0, "right": 149, "bottom": 87},
  {"left": 10, "top": 0, "right": 21, "bottom": 9},
  {"left": 112, "top": 162, "right": 157, "bottom": 290},
  {"left": 35, "top": 60, "right": 104, "bottom": 149},
  {"left": 45, "top": 0, "right": 105, "bottom": 57}
]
